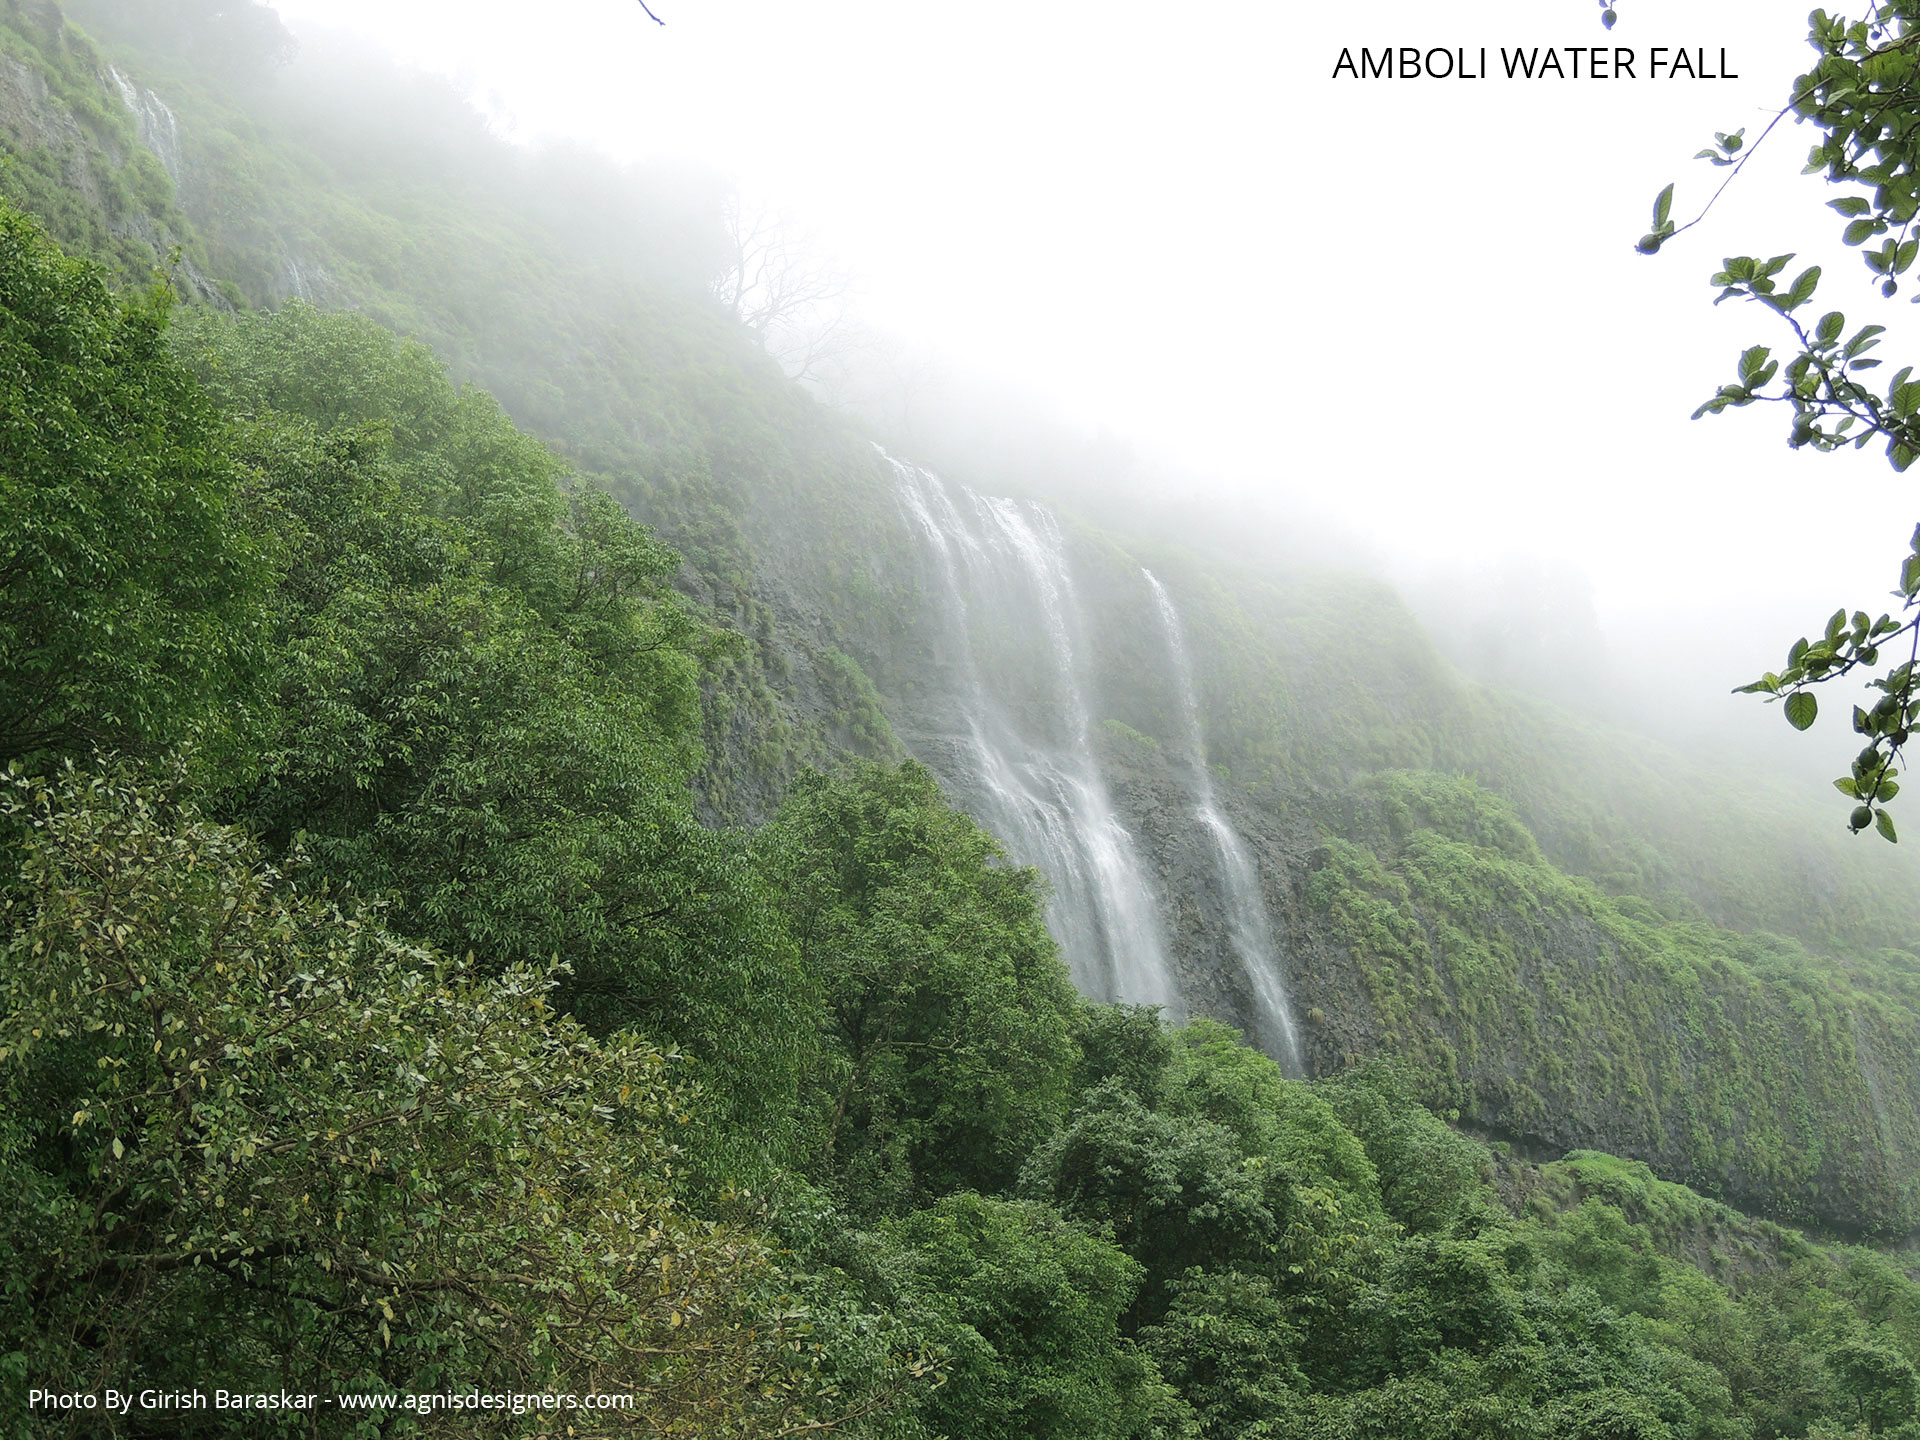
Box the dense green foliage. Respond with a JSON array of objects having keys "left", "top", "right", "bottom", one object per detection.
[
  {"left": 4, "top": 178, "right": 1920, "bottom": 1435},
  {"left": 774, "top": 761, "right": 1080, "bottom": 1213},
  {"left": 7, "top": 6, "right": 1920, "bottom": 1434},
  {"left": 0, "top": 204, "right": 259, "bottom": 769},
  {"left": 1305, "top": 769, "right": 1920, "bottom": 1234},
  {"left": 1, "top": 765, "right": 822, "bottom": 1437}
]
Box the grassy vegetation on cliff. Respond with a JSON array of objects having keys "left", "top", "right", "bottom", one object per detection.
[
  {"left": 9, "top": 148, "right": 1920, "bottom": 1433},
  {"left": 1308, "top": 770, "right": 1920, "bottom": 1235},
  {"left": 11, "top": 4, "right": 1920, "bottom": 1426}
]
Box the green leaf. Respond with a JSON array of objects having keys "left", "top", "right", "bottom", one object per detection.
[
  {"left": 1830, "top": 196, "right": 1872, "bottom": 215},
  {"left": 1816, "top": 311, "right": 1846, "bottom": 343},
  {"left": 1837, "top": 776, "right": 1862, "bottom": 796},
  {"left": 1878, "top": 808, "right": 1899, "bottom": 842},
  {"left": 1786, "top": 692, "right": 1819, "bottom": 730},
  {"left": 1785, "top": 265, "right": 1822, "bottom": 310},
  {"left": 1653, "top": 183, "right": 1674, "bottom": 228},
  {"left": 1845, "top": 323, "right": 1885, "bottom": 357},
  {"left": 1845, "top": 218, "right": 1881, "bottom": 245}
]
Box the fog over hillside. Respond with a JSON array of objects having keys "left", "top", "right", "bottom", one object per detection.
[
  {"left": 240, "top": 0, "right": 1917, "bottom": 796},
  {"left": 17, "top": 0, "right": 1920, "bottom": 1430}
]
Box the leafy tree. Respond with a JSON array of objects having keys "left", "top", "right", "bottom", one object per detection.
[
  {"left": 1021, "top": 1078, "right": 1378, "bottom": 1331},
  {"left": 772, "top": 760, "right": 1080, "bottom": 1213},
  {"left": 1159, "top": 1021, "right": 1379, "bottom": 1215},
  {"left": 860, "top": 1193, "right": 1159, "bottom": 1440},
  {"left": 1136, "top": 1270, "right": 1305, "bottom": 1440},
  {"left": 1552, "top": 1201, "right": 1669, "bottom": 1320},
  {"left": 1829, "top": 1334, "right": 1920, "bottom": 1435},
  {"left": 1318, "top": 1059, "right": 1491, "bottom": 1236},
  {"left": 1021, "top": 1081, "right": 1284, "bottom": 1323},
  {"left": 0, "top": 763, "right": 828, "bottom": 1434},
  {"left": 0, "top": 202, "right": 264, "bottom": 772},
  {"left": 1073, "top": 1002, "right": 1177, "bottom": 1104},
  {"left": 1642, "top": 5, "right": 1920, "bottom": 842},
  {"left": 172, "top": 306, "right": 815, "bottom": 1164},
  {"left": 1375, "top": 1236, "right": 1526, "bottom": 1365}
]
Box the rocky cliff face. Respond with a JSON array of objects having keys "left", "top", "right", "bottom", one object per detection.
[
  {"left": 6, "top": 12, "right": 1920, "bottom": 1236},
  {"left": 0, "top": 19, "right": 229, "bottom": 302},
  {"left": 727, "top": 449, "right": 1920, "bottom": 1235}
]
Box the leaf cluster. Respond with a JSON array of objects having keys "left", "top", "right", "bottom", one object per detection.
[
  {"left": 0, "top": 764, "right": 826, "bottom": 1435},
  {"left": 0, "top": 208, "right": 266, "bottom": 774},
  {"left": 1735, "top": 529, "right": 1920, "bottom": 839},
  {"left": 1639, "top": 3, "right": 1920, "bottom": 837}
]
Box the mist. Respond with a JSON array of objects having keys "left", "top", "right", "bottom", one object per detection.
[
  {"left": 24, "top": 0, "right": 1920, "bottom": 1415},
  {"left": 194, "top": 0, "right": 1916, "bottom": 817}
]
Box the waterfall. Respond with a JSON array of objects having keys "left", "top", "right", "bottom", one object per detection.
[
  {"left": 283, "top": 255, "right": 315, "bottom": 302},
  {"left": 108, "top": 66, "right": 183, "bottom": 183},
  {"left": 888, "top": 452, "right": 1181, "bottom": 1015},
  {"left": 1143, "top": 569, "right": 1305, "bottom": 1075}
]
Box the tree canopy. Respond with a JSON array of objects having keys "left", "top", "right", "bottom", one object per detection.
[
  {"left": 8, "top": 9, "right": 1920, "bottom": 1425},
  {"left": 0, "top": 206, "right": 263, "bottom": 773}
]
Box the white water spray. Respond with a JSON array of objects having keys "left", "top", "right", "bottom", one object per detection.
[
  {"left": 109, "top": 67, "right": 182, "bottom": 183},
  {"left": 1144, "top": 569, "right": 1304, "bottom": 1074},
  {"left": 889, "top": 452, "right": 1180, "bottom": 1014}
]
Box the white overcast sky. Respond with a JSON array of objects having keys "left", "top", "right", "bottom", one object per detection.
[{"left": 259, "top": 0, "right": 1915, "bottom": 658}]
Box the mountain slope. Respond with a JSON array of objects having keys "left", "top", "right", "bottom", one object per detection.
[{"left": 7, "top": 0, "right": 1920, "bottom": 1233}]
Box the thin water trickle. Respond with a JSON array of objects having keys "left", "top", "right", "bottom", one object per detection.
[
  {"left": 888, "top": 451, "right": 1180, "bottom": 1015},
  {"left": 109, "top": 67, "right": 182, "bottom": 183},
  {"left": 1144, "top": 569, "right": 1305, "bottom": 1075}
]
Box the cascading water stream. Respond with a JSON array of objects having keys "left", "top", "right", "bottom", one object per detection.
[
  {"left": 109, "top": 67, "right": 182, "bottom": 183},
  {"left": 888, "top": 452, "right": 1180, "bottom": 1014},
  {"left": 1143, "top": 569, "right": 1305, "bottom": 1075}
]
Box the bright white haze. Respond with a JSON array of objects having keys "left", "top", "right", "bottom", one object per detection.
[{"left": 262, "top": 0, "right": 1916, "bottom": 744}]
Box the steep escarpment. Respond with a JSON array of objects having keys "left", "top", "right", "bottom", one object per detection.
[
  {"left": 848, "top": 478, "right": 1920, "bottom": 1232},
  {"left": 8, "top": 0, "right": 1920, "bottom": 1238},
  {"left": 1300, "top": 773, "right": 1920, "bottom": 1234}
]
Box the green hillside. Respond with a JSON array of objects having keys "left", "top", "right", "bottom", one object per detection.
[{"left": 7, "top": 1, "right": 1920, "bottom": 1434}]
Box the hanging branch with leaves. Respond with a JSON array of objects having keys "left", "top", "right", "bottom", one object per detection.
[{"left": 1638, "top": 3, "right": 1920, "bottom": 840}]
